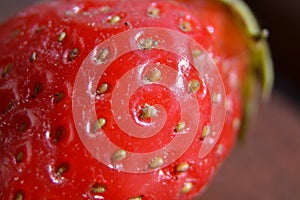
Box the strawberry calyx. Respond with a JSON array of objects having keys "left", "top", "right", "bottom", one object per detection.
[
  {"left": 219, "top": 0, "right": 274, "bottom": 98},
  {"left": 219, "top": 0, "right": 274, "bottom": 139}
]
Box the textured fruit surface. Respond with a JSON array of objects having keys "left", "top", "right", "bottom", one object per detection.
[{"left": 0, "top": 0, "right": 262, "bottom": 199}]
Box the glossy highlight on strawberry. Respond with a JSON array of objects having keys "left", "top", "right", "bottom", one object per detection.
[{"left": 0, "top": 0, "right": 273, "bottom": 199}]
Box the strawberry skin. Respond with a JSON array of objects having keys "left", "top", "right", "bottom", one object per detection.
[{"left": 0, "top": 0, "right": 272, "bottom": 199}]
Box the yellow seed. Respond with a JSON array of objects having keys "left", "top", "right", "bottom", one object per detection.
[
  {"left": 97, "top": 83, "right": 109, "bottom": 95},
  {"left": 140, "top": 104, "right": 157, "bottom": 119},
  {"left": 188, "top": 80, "right": 200, "bottom": 93},
  {"left": 181, "top": 182, "right": 193, "bottom": 193},
  {"left": 202, "top": 125, "right": 211, "bottom": 139},
  {"left": 96, "top": 49, "right": 110, "bottom": 63},
  {"left": 176, "top": 162, "right": 190, "bottom": 173},
  {"left": 129, "top": 197, "right": 142, "bottom": 200},
  {"left": 108, "top": 15, "right": 121, "bottom": 25},
  {"left": 138, "top": 38, "right": 157, "bottom": 50},
  {"left": 112, "top": 149, "right": 127, "bottom": 162},
  {"left": 91, "top": 184, "right": 106, "bottom": 193},
  {"left": 149, "top": 157, "right": 164, "bottom": 169},
  {"left": 100, "top": 6, "right": 110, "bottom": 13},
  {"left": 58, "top": 32, "right": 67, "bottom": 42},
  {"left": 148, "top": 68, "right": 161, "bottom": 82},
  {"left": 94, "top": 118, "right": 106, "bottom": 131},
  {"left": 14, "top": 191, "right": 24, "bottom": 200},
  {"left": 175, "top": 122, "right": 186, "bottom": 133},
  {"left": 179, "top": 21, "right": 192, "bottom": 32},
  {"left": 148, "top": 7, "right": 160, "bottom": 18}
]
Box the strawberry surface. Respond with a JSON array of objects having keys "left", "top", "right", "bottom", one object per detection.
[{"left": 0, "top": 0, "right": 272, "bottom": 199}]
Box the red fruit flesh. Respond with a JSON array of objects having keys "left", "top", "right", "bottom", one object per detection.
[{"left": 0, "top": 0, "right": 251, "bottom": 199}]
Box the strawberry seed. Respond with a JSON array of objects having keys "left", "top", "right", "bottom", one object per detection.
[
  {"left": 188, "top": 80, "right": 200, "bottom": 93},
  {"left": 58, "top": 32, "right": 67, "bottom": 42},
  {"left": 91, "top": 183, "right": 106, "bottom": 194},
  {"left": 175, "top": 121, "right": 186, "bottom": 133},
  {"left": 15, "top": 151, "right": 25, "bottom": 163},
  {"left": 96, "top": 83, "right": 109, "bottom": 95},
  {"left": 148, "top": 68, "right": 161, "bottom": 82},
  {"left": 94, "top": 118, "right": 106, "bottom": 131},
  {"left": 176, "top": 162, "right": 190, "bottom": 173},
  {"left": 95, "top": 48, "right": 110, "bottom": 63},
  {"left": 140, "top": 104, "right": 158, "bottom": 119},
  {"left": 108, "top": 15, "right": 121, "bottom": 25},
  {"left": 69, "top": 48, "right": 79, "bottom": 61},
  {"left": 179, "top": 21, "right": 192, "bottom": 32},
  {"left": 2, "top": 63, "right": 13, "bottom": 77},
  {"left": 30, "top": 51, "right": 37, "bottom": 62},
  {"left": 55, "top": 162, "right": 70, "bottom": 177},
  {"left": 202, "top": 125, "right": 211, "bottom": 139},
  {"left": 149, "top": 157, "right": 164, "bottom": 169},
  {"left": 129, "top": 196, "right": 143, "bottom": 200},
  {"left": 99, "top": 6, "right": 110, "bottom": 13},
  {"left": 3, "top": 100, "right": 14, "bottom": 114},
  {"left": 32, "top": 83, "right": 43, "bottom": 98},
  {"left": 54, "top": 91, "right": 66, "bottom": 103},
  {"left": 138, "top": 38, "right": 157, "bottom": 50},
  {"left": 112, "top": 149, "right": 127, "bottom": 162},
  {"left": 180, "top": 182, "right": 193, "bottom": 194},
  {"left": 19, "top": 123, "right": 29, "bottom": 133},
  {"left": 148, "top": 6, "right": 160, "bottom": 18},
  {"left": 14, "top": 190, "right": 25, "bottom": 200},
  {"left": 53, "top": 126, "right": 67, "bottom": 143}
]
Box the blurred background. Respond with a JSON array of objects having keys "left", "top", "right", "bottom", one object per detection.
[{"left": 1, "top": 0, "right": 299, "bottom": 199}]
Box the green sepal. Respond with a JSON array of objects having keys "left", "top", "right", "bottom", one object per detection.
[
  {"left": 219, "top": 0, "right": 274, "bottom": 140},
  {"left": 219, "top": 0, "right": 274, "bottom": 98}
]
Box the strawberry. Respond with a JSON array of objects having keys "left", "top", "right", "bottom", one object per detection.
[{"left": 0, "top": 0, "right": 273, "bottom": 199}]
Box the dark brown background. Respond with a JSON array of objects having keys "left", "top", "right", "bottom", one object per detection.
[{"left": 1, "top": 1, "right": 299, "bottom": 199}]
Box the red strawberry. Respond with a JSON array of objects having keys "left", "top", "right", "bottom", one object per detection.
[{"left": 0, "top": 0, "right": 273, "bottom": 199}]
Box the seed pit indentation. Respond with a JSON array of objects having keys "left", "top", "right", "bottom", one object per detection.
[
  {"left": 51, "top": 126, "right": 67, "bottom": 143},
  {"left": 2, "top": 63, "right": 13, "bottom": 77},
  {"left": 54, "top": 91, "right": 66, "bottom": 104},
  {"left": 55, "top": 162, "right": 70, "bottom": 177},
  {"left": 31, "top": 82, "right": 43, "bottom": 98},
  {"left": 69, "top": 48, "right": 79, "bottom": 61},
  {"left": 14, "top": 190, "right": 25, "bottom": 200}
]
